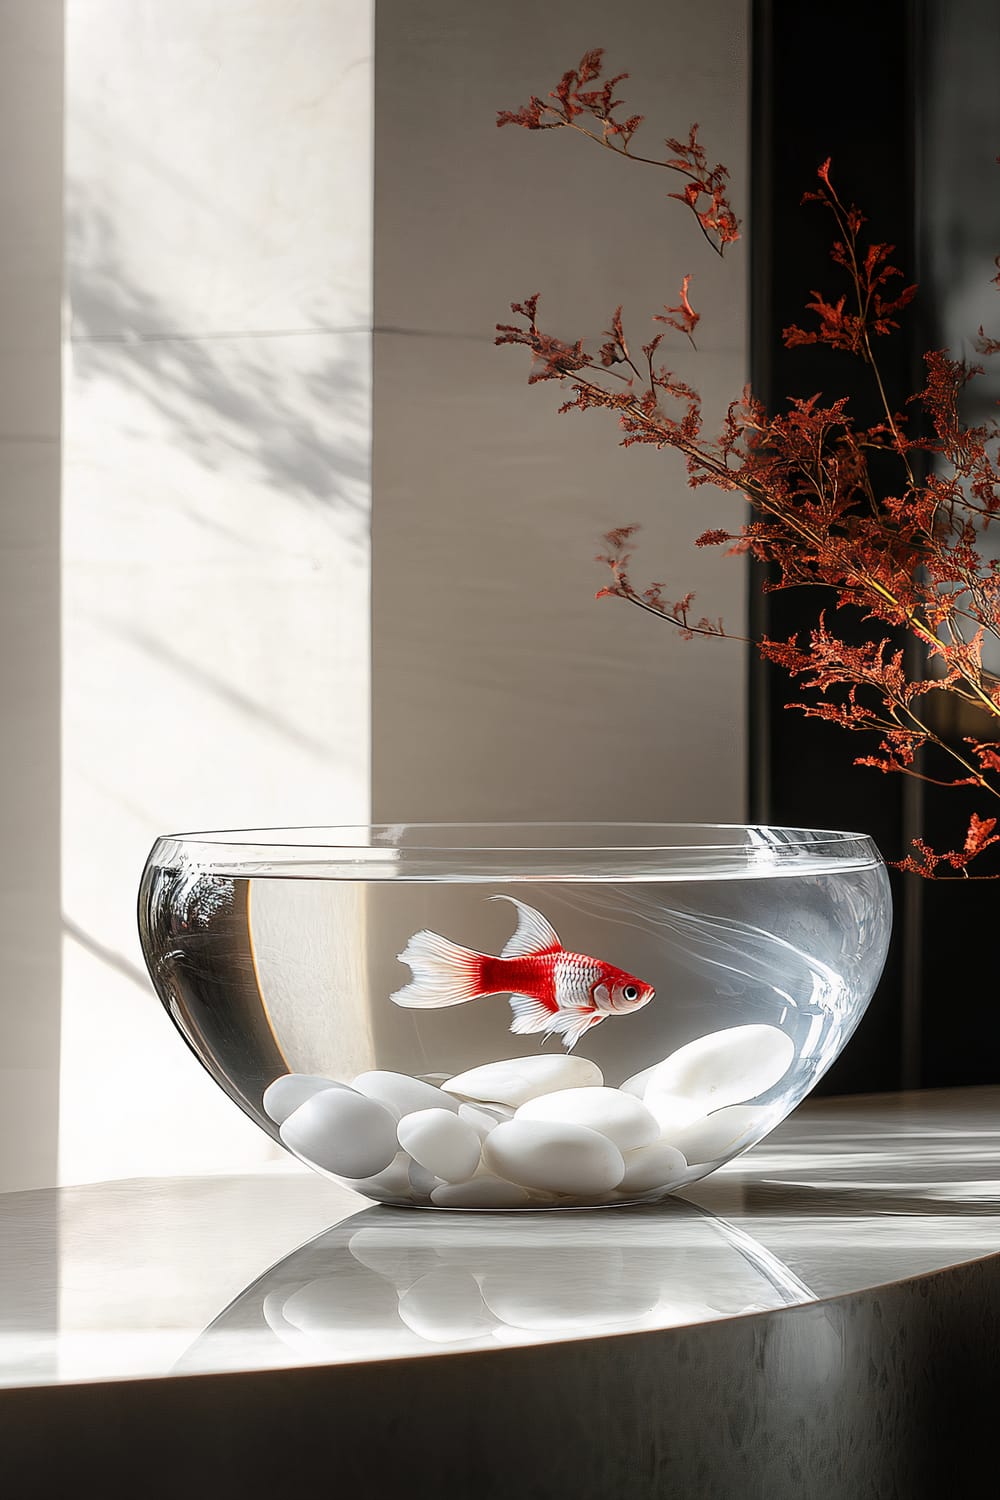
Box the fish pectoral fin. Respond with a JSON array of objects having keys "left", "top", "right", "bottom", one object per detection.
[
  {"left": 592, "top": 983, "right": 612, "bottom": 1009},
  {"left": 491, "top": 895, "right": 562, "bottom": 959},
  {"left": 548, "top": 1008, "right": 605, "bottom": 1053},
  {"left": 508, "top": 994, "right": 557, "bottom": 1035}
]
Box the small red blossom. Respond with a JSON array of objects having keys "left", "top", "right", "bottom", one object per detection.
[{"left": 656, "top": 274, "right": 700, "bottom": 348}]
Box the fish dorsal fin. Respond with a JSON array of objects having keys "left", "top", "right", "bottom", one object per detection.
[{"left": 491, "top": 896, "right": 562, "bottom": 958}]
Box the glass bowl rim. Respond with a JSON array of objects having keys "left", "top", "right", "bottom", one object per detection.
[{"left": 148, "top": 820, "right": 881, "bottom": 858}]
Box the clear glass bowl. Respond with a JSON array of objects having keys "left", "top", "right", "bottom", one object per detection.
[{"left": 137, "top": 822, "right": 891, "bottom": 1210}]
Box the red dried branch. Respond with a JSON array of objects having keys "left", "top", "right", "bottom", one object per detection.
[
  {"left": 497, "top": 65, "right": 1000, "bottom": 876},
  {"left": 497, "top": 49, "right": 740, "bottom": 256},
  {"left": 896, "top": 814, "right": 1000, "bottom": 878}
]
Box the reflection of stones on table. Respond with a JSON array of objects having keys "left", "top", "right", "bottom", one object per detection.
[{"left": 204, "top": 1199, "right": 812, "bottom": 1361}]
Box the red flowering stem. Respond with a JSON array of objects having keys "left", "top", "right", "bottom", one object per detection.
[
  {"left": 552, "top": 118, "right": 728, "bottom": 259},
  {"left": 816, "top": 173, "right": 917, "bottom": 486},
  {"left": 867, "top": 353, "right": 914, "bottom": 484},
  {"left": 497, "top": 53, "right": 739, "bottom": 258},
  {"left": 609, "top": 576, "right": 742, "bottom": 640},
  {"left": 565, "top": 356, "right": 1000, "bottom": 730},
  {"left": 893, "top": 703, "right": 1000, "bottom": 796}
]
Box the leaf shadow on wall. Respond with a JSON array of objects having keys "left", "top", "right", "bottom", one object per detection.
[{"left": 65, "top": 195, "right": 371, "bottom": 538}]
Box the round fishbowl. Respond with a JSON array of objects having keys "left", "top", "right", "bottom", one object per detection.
[{"left": 137, "top": 823, "right": 891, "bottom": 1209}]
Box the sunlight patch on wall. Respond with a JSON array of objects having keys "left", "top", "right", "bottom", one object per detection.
[{"left": 60, "top": 0, "right": 373, "bottom": 1184}]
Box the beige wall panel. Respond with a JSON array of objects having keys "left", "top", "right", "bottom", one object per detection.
[
  {"left": 0, "top": 2, "right": 63, "bottom": 1193},
  {"left": 372, "top": 0, "right": 748, "bottom": 826}
]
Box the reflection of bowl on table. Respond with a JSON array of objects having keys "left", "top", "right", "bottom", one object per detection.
[
  {"left": 177, "top": 1200, "right": 819, "bottom": 1370},
  {"left": 139, "top": 823, "right": 891, "bottom": 1209}
]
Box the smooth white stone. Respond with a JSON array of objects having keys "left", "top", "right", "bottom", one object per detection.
[
  {"left": 619, "top": 1140, "right": 689, "bottom": 1193},
  {"left": 430, "top": 1176, "right": 533, "bottom": 1208},
  {"left": 516, "top": 1086, "right": 660, "bottom": 1152},
  {"left": 459, "top": 1103, "right": 508, "bottom": 1140},
  {"left": 668, "top": 1103, "right": 779, "bottom": 1164},
  {"left": 261, "top": 1072, "right": 349, "bottom": 1125},
  {"left": 280, "top": 1089, "right": 399, "bottom": 1179},
  {"left": 397, "top": 1269, "right": 496, "bottom": 1343},
  {"left": 642, "top": 1025, "right": 795, "bottom": 1118},
  {"left": 643, "top": 1094, "right": 710, "bottom": 1137},
  {"left": 620, "top": 1062, "right": 661, "bottom": 1099},
  {"left": 407, "top": 1159, "right": 442, "bottom": 1197},
  {"left": 480, "top": 1102, "right": 516, "bottom": 1122},
  {"left": 466, "top": 1162, "right": 559, "bottom": 1204},
  {"left": 443, "top": 1054, "right": 603, "bottom": 1108},
  {"left": 352, "top": 1070, "right": 460, "bottom": 1119},
  {"left": 397, "top": 1108, "right": 483, "bottom": 1183},
  {"left": 483, "top": 1120, "right": 625, "bottom": 1195},
  {"left": 341, "top": 1150, "right": 415, "bottom": 1201}
]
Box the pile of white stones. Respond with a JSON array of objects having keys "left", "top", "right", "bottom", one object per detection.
[{"left": 263, "top": 1023, "right": 795, "bottom": 1209}]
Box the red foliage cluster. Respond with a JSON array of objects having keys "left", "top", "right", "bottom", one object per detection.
[
  {"left": 497, "top": 54, "right": 1000, "bottom": 876},
  {"left": 497, "top": 49, "right": 739, "bottom": 257},
  {"left": 783, "top": 162, "right": 918, "bottom": 353}
]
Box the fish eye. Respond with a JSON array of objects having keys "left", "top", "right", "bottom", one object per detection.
[{"left": 622, "top": 984, "right": 639, "bottom": 1001}]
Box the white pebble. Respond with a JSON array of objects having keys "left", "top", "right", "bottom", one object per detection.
[
  {"left": 352, "top": 1070, "right": 460, "bottom": 1119},
  {"left": 280, "top": 1088, "right": 399, "bottom": 1179},
  {"left": 667, "top": 1103, "right": 778, "bottom": 1164},
  {"left": 430, "top": 1176, "right": 532, "bottom": 1208},
  {"left": 619, "top": 1140, "right": 689, "bottom": 1193},
  {"left": 443, "top": 1054, "right": 603, "bottom": 1108},
  {"left": 397, "top": 1269, "right": 496, "bottom": 1343},
  {"left": 459, "top": 1103, "right": 509, "bottom": 1140},
  {"left": 516, "top": 1086, "right": 660, "bottom": 1152},
  {"left": 341, "top": 1150, "right": 415, "bottom": 1201},
  {"left": 483, "top": 1120, "right": 625, "bottom": 1195},
  {"left": 261, "top": 1073, "right": 348, "bottom": 1125},
  {"left": 408, "top": 1159, "right": 441, "bottom": 1197},
  {"left": 620, "top": 1062, "right": 661, "bottom": 1099},
  {"left": 643, "top": 1025, "right": 795, "bottom": 1119},
  {"left": 643, "top": 1094, "right": 710, "bottom": 1137},
  {"left": 397, "top": 1109, "right": 482, "bottom": 1183}
]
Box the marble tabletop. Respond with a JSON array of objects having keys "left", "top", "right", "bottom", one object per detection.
[{"left": 2, "top": 1085, "right": 999, "bottom": 1392}]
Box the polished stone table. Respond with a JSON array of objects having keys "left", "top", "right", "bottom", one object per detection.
[{"left": 2, "top": 1087, "right": 999, "bottom": 1497}]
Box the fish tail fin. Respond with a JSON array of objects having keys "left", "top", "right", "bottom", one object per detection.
[
  {"left": 509, "top": 994, "right": 558, "bottom": 1036},
  {"left": 391, "top": 929, "right": 487, "bottom": 1009}
]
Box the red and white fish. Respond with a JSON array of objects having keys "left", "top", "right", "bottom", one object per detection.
[{"left": 390, "top": 896, "right": 655, "bottom": 1051}]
